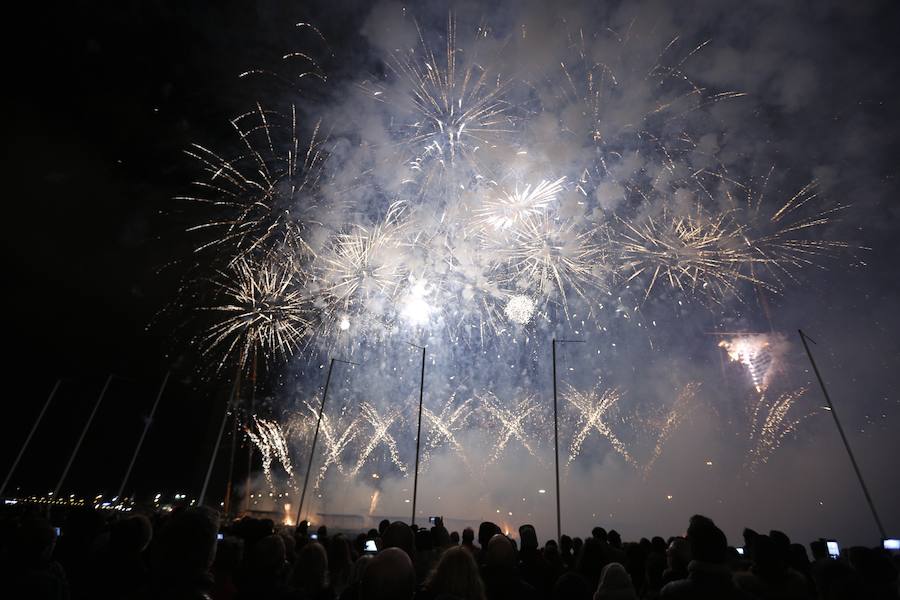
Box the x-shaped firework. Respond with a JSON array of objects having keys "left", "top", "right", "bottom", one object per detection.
[
  {"left": 564, "top": 382, "right": 635, "bottom": 467},
  {"left": 350, "top": 402, "right": 407, "bottom": 476},
  {"left": 422, "top": 393, "right": 473, "bottom": 468},
  {"left": 479, "top": 391, "right": 542, "bottom": 465}
]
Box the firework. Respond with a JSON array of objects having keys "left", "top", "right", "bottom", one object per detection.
[
  {"left": 200, "top": 253, "right": 310, "bottom": 372},
  {"left": 478, "top": 391, "right": 543, "bottom": 465},
  {"left": 746, "top": 387, "right": 812, "bottom": 471},
  {"left": 718, "top": 333, "right": 788, "bottom": 393},
  {"left": 614, "top": 201, "right": 763, "bottom": 303},
  {"left": 421, "top": 394, "right": 474, "bottom": 468},
  {"left": 499, "top": 213, "right": 608, "bottom": 313},
  {"left": 503, "top": 294, "right": 537, "bottom": 325},
  {"left": 475, "top": 177, "right": 567, "bottom": 232},
  {"left": 728, "top": 172, "right": 853, "bottom": 290},
  {"left": 564, "top": 382, "right": 634, "bottom": 467},
  {"left": 350, "top": 402, "right": 408, "bottom": 476},
  {"left": 179, "top": 104, "right": 327, "bottom": 258},
  {"left": 361, "top": 14, "right": 518, "bottom": 193},
  {"left": 644, "top": 382, "right": 700, "bottom": 474},
  {"left": 247, "top": 416, "right": 295, "bottom": 489},
  {"left": 314, "top": 203, "right": 409, "bottom": 316}
]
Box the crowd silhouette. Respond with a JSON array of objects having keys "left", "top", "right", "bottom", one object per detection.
[{"left": 0, "top": 503, "right": 897, "bottom": 599}]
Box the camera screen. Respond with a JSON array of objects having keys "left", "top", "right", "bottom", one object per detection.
[
  {"left": 826, "top": 541, "right": 840, "bottom": 557},
  {"left": 365, "top": 540, "right": 378, "bottom": 552},
  {"left": 884, "top": 539, "right": 900, "bottom": 551}
]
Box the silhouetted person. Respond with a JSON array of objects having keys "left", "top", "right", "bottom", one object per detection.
[
  {"left": 480, "top": 534, "right": 538, "bottom": 600},
  {"left": 3, "top": 516, "right": 68, "bottom": 600},
  {"left": 594, "top": 562, "right": 637, "bottom": 600},
  {"left": 362, "top": 547, "right": 416, "bottom": 600},
  {"left": 734, "top": 533, "right": 810, "bottom": 599},
  {"left": 419, "top": 546, "right": 486, "bottom": 600},
  {"left": 554, "top": 571, "right": 591, "bottom": 600},
  {"left": 238, "top": 534, "right": 292, "bottom": 600},
  {"left": 291, "top": 541, "right": 333, "bottom": 600},
  {"left": 450, "top": 531, "right": 460, "bottom": 545},
  {"left": 476, "top": 522, "right": 501, "bottom": 566},
  {"left": 517, "top": 524, "right": 552, "bottom": 596},
  {"left": 382, "top": 522, "right": 416, "bottom": 561},
  {"left": 461, "top": 527, "right": 477, "bottom": 555},
  {"left": 149, "top": 506, "right": 219, "bottom": 599},
  {"left": 660, "top": 514, "right": 752, "bottom": 599},
  {"left": 661, "top": 537, "right": 690, "bottom": 587},
  {"left": 93, "top": 514, "right": 153, "bottom": 599}
]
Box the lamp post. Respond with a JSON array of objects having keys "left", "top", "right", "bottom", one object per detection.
[
  {"left": 408, "top": 343, "right": 426, "bottom": 525},
  {"left": 296, "top": 358, "right": 358, "bottom": 525},
  {"left": 552, "top": 339, "right": 583, "bottom": 542}
]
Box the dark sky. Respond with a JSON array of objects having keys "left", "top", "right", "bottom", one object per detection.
[{"left": 4, "top": 0, "right": 900, "bottom": 545}]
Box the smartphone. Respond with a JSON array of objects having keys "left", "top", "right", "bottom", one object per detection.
[
  {"left": 54, "top": 527, "right": 61, "bottom": 537},
  {"left": 826, "top": 539, "right": 840, "bottom": 559},
  {"left": 310, "top": 533, "right": 318, "bottom": 540},
  {"left": 217, "top": 533, "right": 224, "bottom": 541},
  {"left": 883, "top": 539, "right": 900, "bottom": 551},
  {"left": 364, "top": 539, "right": 378, "bottom": 553},
  {"left": 428, "top": 516, "right": 437, "bottom": 525},
  {"left": 736, "top": 547, "right": 744, "bottom": 555}
]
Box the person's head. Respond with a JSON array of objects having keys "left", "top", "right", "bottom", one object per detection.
[
  {"left": 432, "top": 525, "right": 451, "bottom": 548},
  {"left": 110, "top": 514, "right": 153, "bottom": 554},
  {"left": 554, "top": 571, "right": 591, "bottom": 600},
  {"left": 450, "top": 531, "right": 460, "bottom": 545},
  {"left": 561, "top": 535, "right": 573, "bottom": 553},
  {"left": 383, "top": 521, "right": 415, "bottom": 558},
  {"left": 379, "top": 519, "right": 391, "bottom": 536},
  {"left": 246, "top": 534, "right": 287, "bottom": 580},
  {"left": 12, "top": 517, "right": 57, "bottom": 567},
  {"left": 592, "top": 527, "right": 608, "bottom": 543},
  {"left": 462, "top": 527, "right": 475, "bottom": 544},
  {"left": 519, "top": 524, "right": 538, "bottom": 552},
  {"left": 317, "top": 525, "right": 328, "bottom": 540},
  {"left": 667, "top": 536, "right": 690, "bottom": 571},
  {"left": 292, "top": 541, "right": 328, "bottom": 591},
  {"left": 477, "top": 522, "right": 501, "bottom": 550},
  {"left": 810, "top": 539, "right": 829, "bottom": 561},
  {"left": 686, "top": 515, "right": 726, "bottom": 564},
  {"left": 594, "top": 562, "right": 636, "bottom": 600},
  {"left": 608, "top": 530, "right": 622, "bottom": 549},
  {"left": 577, "top": 538, "right": 606, "bottom": 581},
  {"left": 152, "top": 506, "right": 219, "bottom": 583},
  {"left": 424, "top": 546, "right": 486, "bottom": 600},
  {"left": 416, "top": 527, "right": 434, "bottom": 551},
  {"left": 297, "top": 520, "right": 309, "bottom": 536},
  {"left": 362, "top": 547, "right": 416, "bottom": 600},
  {"left": 328, "top": 533, "right": 353, "bottom": 571},
  {"left": 485, "top": 534, "right": 516, "bottom": 570}
]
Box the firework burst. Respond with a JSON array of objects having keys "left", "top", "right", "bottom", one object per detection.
[
  {"left": 247, "top": 415, "right": 295, "bottom": 489},
  {"left": 564, "top": 382, "right": 634, "bottom": 467},
  {"left": 179, "top": 104, "right": 327, "bottom": 258},
  {"left": 200, "top": 253, "right": 310, "bottom": 372},
  {"left": 350, "top": 402, "right": 408, "bottom": 476},
  {"left": 718, "top": 333, "right": 788, "bottom": 393},
  {"left": 643, "top": 382, "right": 700, "bottom": 474},
  {"left": 422, "top": 393, "right": 474, "bottom": 468},
  {"left": 474, "top": 177, "right": 567, "bottom": 232}
]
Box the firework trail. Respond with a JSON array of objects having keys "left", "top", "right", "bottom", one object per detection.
[
  {"left": 563, "top": 382, "right": 635, "bottom": 467},
  {"left": 746, "top": 387, "right": 813, "bottom": 471},
  {"left": 718, "top": 333, "right": 788, "bottom": 393},
  {"left": 247, "top": 415, "right": 295, "bottom": 490},
  {"left": 350, "top": 402, "right": 408, "bottom": 476},
  {"left": 179, "top": 104, "right": 327, "bottom": 258},
  {"left": 200, "top": 252, "right": 310, "bottom": 372},
  {"left": 421, "top": 393, "right": 474, "bottom": 469},
  {"left": 478, "top": 391, "right": 543, "bottom": 466},
  {"left": 643, "top": 382, "right": 700, "bottom": 474}
]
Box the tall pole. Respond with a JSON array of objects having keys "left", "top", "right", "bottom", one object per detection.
[
  {"left": 245, "top": 352, "right": 258, "bottom": 512},
  {"left": 411, "top": 345, "right": 426, "bottom": 525},
  {"left": 798, "top": 329, "right": 886, "bottom": 539},
  {"left": 552, "top": 339, "right": 583, "bottom": 542},
  {"left": 200, "top": 368, "right": 243, "bottom": 506},
  {"left": 116, "top": 372, "right": 170, "bottom": 500},
  {"left": 54, "top": 375, "right": 113, "bottom": 497},
  {"left": 1, "top": 380, "right": 62, "bottom": 498},
  {"left": 223, "top": 362, "right": 243, "bottom": 516},
  {"left": 297, "top": 358, "right": 337, "bottom": 526},
  {"left": 199, "top": 393, "right": 231, "bottom": 506}
]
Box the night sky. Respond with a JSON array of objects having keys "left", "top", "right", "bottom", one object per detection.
[{"left": 4, "top": 0, "right": 900, "bottom": 546}]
